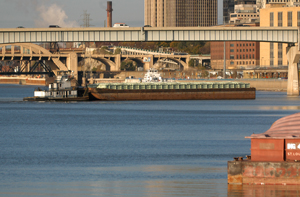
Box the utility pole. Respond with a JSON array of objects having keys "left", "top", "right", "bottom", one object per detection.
[{"left": 80, "top": 10, "right": 93, "bottom": 27}]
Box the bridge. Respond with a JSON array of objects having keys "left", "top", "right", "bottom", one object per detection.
[
  {"left": 0, "top": 27, "right": 298, "bottom": 43},
  {"left": 0, "top": 43, "right": 190, "bottom": 77},
  {"left": 0, "top": 26, "right": 299, "bottom": 96}
]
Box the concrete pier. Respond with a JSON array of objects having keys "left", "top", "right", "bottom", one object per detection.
[{"left": 286, "top": 45, "right": 300, "bottom": 96}]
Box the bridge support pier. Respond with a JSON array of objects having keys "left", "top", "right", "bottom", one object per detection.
[
  {"left": 185, "top": 56, "right": 191, "bottom": 70},
  {"left": 115, "top": 54, "right": 121, "bottom": 71},
  {"left": 287, "top": 45, "right": 300, "bottom": 96},
  {"left": 67, "top": 52, "right": 78, "bottom": 80},
  {"left": 144, "top": 55, "right": 154, "bottom": 70}
]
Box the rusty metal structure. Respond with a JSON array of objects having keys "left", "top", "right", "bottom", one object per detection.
[
  {"left": 106, "top": 1, "right": 113, "bottom": 27},
  {"left": 228, "top": 112, "right": 300, "bottom": 185}
]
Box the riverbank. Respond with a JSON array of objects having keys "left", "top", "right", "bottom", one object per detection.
[
  {"left": 0, "top": 76, "right": 46, "bottom": 86},
  {"left": 0, "top": 77, "right": 289, "bottom": 92}
]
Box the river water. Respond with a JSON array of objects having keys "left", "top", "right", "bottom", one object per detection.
[{"left": 1, "top": 84, "right": 300, "bottom": 197}]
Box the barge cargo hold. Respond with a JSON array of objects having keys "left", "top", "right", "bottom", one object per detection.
[{"left": 88, "top": 82, "right": 256, "bottom": 101}]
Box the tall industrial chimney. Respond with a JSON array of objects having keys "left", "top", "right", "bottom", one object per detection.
[{"left": 106, "top": 1, "right": 113, "bottom": 27}]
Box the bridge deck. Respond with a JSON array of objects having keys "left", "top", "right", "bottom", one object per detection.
[{"left": 0, "top": 27, "right": 297, "bottom": 44}]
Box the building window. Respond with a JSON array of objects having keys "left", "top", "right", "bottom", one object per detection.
[
  {"left": 298, "top": 11, "right": 300, "bottom": 27},
  {"left": 270, "top": 43, "right": 274, "bottom": 66},
  {"left": 237, "top": 49, "right": 239, "bottom": 52},
  {"left": 278, "top": 43, "right": 283, "bottom": 65},
  {"left": 250, "top": 49, "right": 251, "bottom": 52},
  {"left": 237, "top": 55, "right": 239, "bottom": 59},
  {"left": 230, "top": 61, "right": 234, "bottom": 65},
  {"left": 230, "top": 49, "right": 234, "bottom": 52},
  {"left": 288, "top": 12, "right": 293, "bottom": 27},
  {"left": 253, "top": 54, "right": 255, "bottom": 59},
  {"left": 230, "top": 44, "right": 234, "bottom": 47},
  {"left": 278, "top": 12, "right": 283, "bottom": 27},
  {"left": 230, "top": 55, "right": 234, "bottom": 59},
  {"left": 270, "top": 12, "right": 274, "bottom": 27}
]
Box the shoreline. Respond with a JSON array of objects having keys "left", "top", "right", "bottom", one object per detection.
[{"left": 0, "top": 77, "right": 289, "bottom": 92}]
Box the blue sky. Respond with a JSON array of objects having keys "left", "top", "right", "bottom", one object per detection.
[{"left": 1, "top": 0, "right": 223, "bottom": 28}]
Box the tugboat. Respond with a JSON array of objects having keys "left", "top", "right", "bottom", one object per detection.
[
  {"left": 23, "top": 71, "right": 89, "bottom": 101},
  {"left": 142, "top": 68, "right": 163, "bottom": 82}
]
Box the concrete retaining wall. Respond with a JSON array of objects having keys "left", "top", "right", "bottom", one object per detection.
[
  {"left": 0, "top": 77, "right": 46, "bottom": 86},
  {"left": 237, "top": 79, "right": 287, "bottom": 92}
]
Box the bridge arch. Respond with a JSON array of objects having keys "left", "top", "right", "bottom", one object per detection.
[
  {"left": 124, "top": 57, "right": 144, "bottom": 69},
  {"left": 0, "top": 43, "right": 68, "bottom": 73},
  {"left": 91, "top": 57, "right": 117, "bottom": 71},
  {"left": 154, "top": 57, "right": 187, "bottom": 70}
]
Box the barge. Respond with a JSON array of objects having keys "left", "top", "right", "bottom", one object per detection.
[
  {"left": 228, "top": 112, "right": 300, "bottom": 185},
  {"left": 88, "top": 82, "right": 256, "bottom": 101}
]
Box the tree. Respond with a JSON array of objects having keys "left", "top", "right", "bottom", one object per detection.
[
  {"left": 121, "top": 61, "right": 136, "bottom": 71},
  {"left": 114, "top": 48, "right": 121, "bottom": 54},
  {"left": 188, "top": 59, "right": 195, "bottom": 68}
]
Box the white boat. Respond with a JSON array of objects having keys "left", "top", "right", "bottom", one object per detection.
[
  {"left": 142, "top": 68, "right": 163, "bottom": 82},
  {"left": 24, "top": 71, "right": 88, "bottom": 101}
]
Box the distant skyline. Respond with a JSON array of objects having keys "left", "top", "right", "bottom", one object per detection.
[{"left": 1, "top": 0, "right": 223, "bottom": 28}]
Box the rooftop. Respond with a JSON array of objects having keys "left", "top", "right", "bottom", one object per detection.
[{"left": 246, "top": 112, "right": 300, "bottom": 139}]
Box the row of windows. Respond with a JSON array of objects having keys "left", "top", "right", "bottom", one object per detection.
[
  {"left": 230, "top": 61, "right": 256, "bottom": 65},
  {"left": 230, "top": 54, "right": 255, "bottom": 59},
  {"left": 230, "top": 43, "right": 256, "bottom": 47},
  {"left": 270, "top": 11, "right": 299, "bottom": 27},
  {"left": 230, "top": 49, "right": 255, "bottom": 52},
  {"left": 231, "top": 14, "right": 259, "bottom": 18}
]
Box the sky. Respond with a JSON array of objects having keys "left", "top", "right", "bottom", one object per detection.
[{"left": 0, "top": 0, "right": 223, "bottom": 28}]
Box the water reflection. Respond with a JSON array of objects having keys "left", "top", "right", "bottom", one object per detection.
[
  {"left": 228, "top": 185, "right": 300, "bottom": 197},
  {"left": 257, "top": 106, "right": 300, "bottom": 110},
  {"left": 0, "top": 179, "right": 227, "bottom": 197}
]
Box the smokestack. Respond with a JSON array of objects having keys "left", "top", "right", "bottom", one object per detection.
[{"left": 106, "top": 1, "right": 113, "bottom": 27}]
